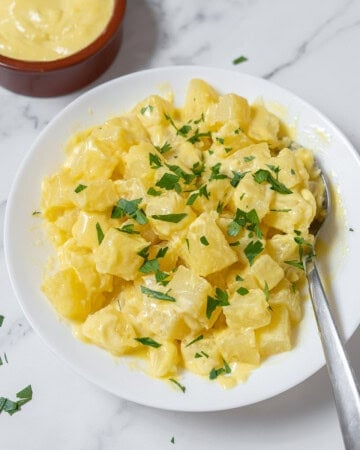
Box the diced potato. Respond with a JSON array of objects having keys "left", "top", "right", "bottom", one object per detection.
[
  {"left": 42, "top": 268, "right": 103, "bottom": 322},
  {"left": 206, "top": 94, "right": 250, "bottom": 131},
  {"left": 250, "top": 254, "right": 284, "bottom": 290},
  {"left": 269, "top": 279, "right": 302, "bottom": 322},
  {"left": 266, "top": 233, "right": 299, "bottom": 263},
  {"left": 94, "top": 228, "right": 150, "bottom": 280},
  {"left": 134, "top": 95, "right": 175, "bottom": 127},
  {"left": 247, "top": 104, "right": 280, "bottom": 143},
  {"left": 148, "top": 341, "right": 179, "bottom": 377},
  {"left": 146, "top": 191, "right": 195, "bottom": 239},
  {"left": 70, "top": 179, "right": 118, "bottom": 212},
  {"left": 41, "top": 170, "right": 75, "bottom": 219},
  {"left": 209, "top": 121, "right": 254, "bottom": 158},
  {"left": 190, "top": 179, "right": 232, "bottom": 214},
  {"left": 115, "top": 178, "right": 147, "bottom": 201},
  {"left": 256, "top": 306, "right": 292, "bottom": 357},
  {"left": 221, "top": 143, "right": 272, "bottom": 175},
  {"left": 182, "top": 211, "right": 237, "bottom": 276},
  {"left": 182, "top": 79, "right": 219, "bottom": 121},
  {"left": 224, "top": 289, "right": 271, "bottom": 329},
  {"left": 166, "top": 265, "right": 215, "bottom": 329},
  {"left": 81, "top": 304, "right": 138, "bottom": 355},
  {"left": 123, "top": 142, "right": 158, "bottom": 188},
  {"left": 264, "top": 189, "right": 317, "bottom": 234},
  {"left": 267, "top": 148, "right": 309, "bottom": 189},
  {"left": 72, "top": 211, "right": 117, "bottom": 250},
  {"left": 55, "top": 208, "right": 79, "bottom": 234},
  {"left": 181, "top": 334, "right": 222, "bottom": 376},
  {"left": 215, "top": 328, "right": 260, "bottom": 365}
]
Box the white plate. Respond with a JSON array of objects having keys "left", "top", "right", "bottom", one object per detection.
[{"left": 5, "top": 66, "right": 360, "bottom": 412}]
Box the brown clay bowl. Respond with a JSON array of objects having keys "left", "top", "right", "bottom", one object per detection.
[{"left": 0, "top": 0, "right": 126, "bottom": 97}]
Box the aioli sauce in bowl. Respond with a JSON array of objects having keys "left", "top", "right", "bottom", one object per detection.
[{"left": 0, "top": 0, "right": 114, "bottom": 62}]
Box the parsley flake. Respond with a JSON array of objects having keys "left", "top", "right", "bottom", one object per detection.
[
  {"left": 140, "top": 105, "right": 154, "bottom": 115},
  {"left": 135, "top": 337, "right": 161, "bottom": 348},
  {"left": 147, "top": 187, "right": 162, "bottom": 196},
  {"left": 244, "top": 155, "right": 255, "bottom": 162},
  {"left": 96, "top": 222, "right": 104, "bottom": 245},
  {"left": 186, "top": 335, "right": 204, "bottom": 347},
  {"left": 253, "top": 169, "right": 292, "bottom": 194},
  {"left": 156, "top": 173, "right": 181, "bottom": 191},
  {"left": 233, "top": 55, "right": 248, "bottom": 65},
  {"left": 237, "top": 287, "right": 249, "bottom": 296},
  {"left": 200, "top": 236, "right": 209, "bottom": 246},
  {"left": 151, "top": 213, "right": 187, "bottom": 223},
  {"left": 206, "top": 288, "right": 229, "bottom": 319},
  {"left": 155, "top": 141, "right": 172, "bottom": 154},
  {"left": 149, "top": 152, "right": 162, "bottom": 169},
  {"left": 0, "top": 315, "right": 4, "bottom": 327},
  {"left": 116, "top": 224, "right": 140, "bottom": 235},
  {"left": 74, "top": 184, "right": 87, "bottom": 193},
  {"left": 141, "top": 286, "right": 176, "bottom": 302},
  {"left": 139, "top": 259, "right": 159, "bottom": 274},
  {"left": 169, "top": 378, "right": 186, "bottom": 393},
  {"left": 244, "top": 240, "right": 264, "bottom": 266}
]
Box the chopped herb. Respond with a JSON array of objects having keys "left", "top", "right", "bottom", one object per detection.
[
  {"left": 96, "top": 222, "right": 104, "bottom": 245},
  {"left": 206, "top": 288, "right": 229, "bottom": 319},
  {"left": 294, "top": 230, "right": 302, "bottom": 236},
  {"left": 193, "top": 113, "right": 205, "bottom": 124},
  {"left": 187, "top": 184, "right": 209, "bottom": 205},
  {"left": 156, "top": 247, "right": 168, "bottom": 258},
  {"left": 156, "top": 173, "right": 181, "bottom": 191},
  {"left": 191, "top": 161, "right": 205, "bottom": 177},
  {"left": 230, "top": 171, "right": 248, "bottom": 188},
  {"left": 266, "top": 164, "right": 280, "bottom": 179},
  {"left": 155, "top": 270, "right": 170, "bottom": 286},
  {"left": 208, "top": 149, "right": 214, "bottom": 155},
  {"left": 147, "top": 187, "right": 162, "bottom": 196},
  {"left": 285, "top": 260, "right": 304, "bottom": 270},
  {"left": 209, "top": 367, "right": 225, "bottom": 379},
  {"left": 171, "top": 437, "right": 175, "bottom": 444},
  {"left": 235, "top": 275, "right": 244, "bottom": 281},
  {"left": 0, "top": 385, "right": 33, "bottom": 416},
  {"left": 116, "top": 224, "right": 140, "bottom": 235},
  {"left": 237, "top": 287, "right": 249, "bottom": 296},
  {"left": 140, "top": 105, "right": 154, "bottom": 115},
  {"left": 137, "top": 245, "right": 150, "bottom": 259},
  {"left": 225, "top": 147, "right": 233, "bottom": 153},
  {"left": 185, "top": 238, "right": 190, "bottom": 250},
  {"left": 209, "top": 163, "right": 228, "bottom": 181},
  {"left": 194, "top": 352, "right": 203, "bottom": 358},
  {"left": 32, "top": 210, "right": 41, "bottom": 216},
  {"left": 135, "top": 337, "right": 161, "bottom": 348},
  {"left": 187, "top": 129, "right": 211, "bottom": 144},
  {"left": 244, "top": 155, "right": 255, "bottom": 162},
  {"left": 264, "top": 281, "right": 270, "bottom": 302},
  {"left": 200, "top": 236, "right": 209, "bottom": 246},
  {"left": 201, "top": 351, "right": 209, "bottom": 358},
  {"left": 229, "top": 241, "right": 240, "bottom": 246},
  {"left": 3, "top": 353, "right": 7, "bottom": 364},
  {"left": 166, "top": 163, "right": 195, "bottom": 185},
  {"left": 349, "top": 228, "right": 354, "bottom": 232},
  {"left": 141, "top": 286, "right": 176, "bottom": 302},
  {"left": 253, "top": 169, "right": 292, "bottom": 194},
  {"left": 227, "top": 221, "right": 241, "bottom": 237},
  {"left": 234, "top": 128, "right": 243, "bottom": 135},
  {"left": 227, "top": 208, "right": 262, "bottom": 239},
  {"left": 216, "top": 201, "right": 224, "bottom": 213},
  {"left": 291, "top": 283, "right": 297, "bottom": 293},
  {"left": 149, "top": 153, "right": 162, "bottom": 169},
  {"left": 151, "top": 213, "right": 187, "bottom": 223},
  {"left": 244, "top": 240, "right": 264, "bottom": 266},
  {"left": 233, "top": 55, "right": 248, "bottom": 65},
  {"left": 169, "top": 378, "right": 186, "bottom": 393},
  {"left": 186, "top": 335, "right": 203, "bottom": 347},
  {"left": 223, "top": 359, "right": 231, "bottom": 374},
  {"left": 239, "top": 193, "right": 246, "bottom": 201},
  {"left": 74, "top": 184, "right": 87, "bottom": 193},
  {"left": 216, "top": 137, "right": 225, "bottom": 144},
  {"left": 111, "top": 198, "right": 148, "bottom": 224},
  {"left": 177, "top": 124, "right": 192, "bottom": 137},
  {"left": 0, "top": 315, "right": 4, "bottom": 327},
  {"left": 139, "top": 259, "right": 159, "bottom": 274},
  {"left": 291, "top": 168, "right": 296, "bottom": 175},
  {"left": 155, "top": 141, "right": 172, "bottom": 154}
]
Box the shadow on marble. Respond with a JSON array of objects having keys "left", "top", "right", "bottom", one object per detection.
[{"left": 93, "top": 0, "right": 159, "bottom": 86}]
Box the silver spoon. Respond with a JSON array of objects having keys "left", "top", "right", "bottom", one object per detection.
[{"left": 304, "top": 170, "right": 360, "bottom": 450}]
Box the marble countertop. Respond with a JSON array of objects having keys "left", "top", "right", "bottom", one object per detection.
[{"left": 1, "top": 0, "right": 360, "bottom": 448}]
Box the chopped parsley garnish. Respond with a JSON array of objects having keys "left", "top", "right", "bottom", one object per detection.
[
  {"left": 200, "top": 235, "right": 209, "bottom": 246},
  {"left": 74, "top": 184, "right": 87, "bottom": 193},
  {"left": 186, "top": 335, "right": 203, "bottom": 347},
  {"left": 135, "top": 337, "right": 161, "bottom": 348},
  {"left": 137, "top": 245, "right": 150, "bottom": 259},
  {"left": 166, "top": 163, "right": 195, "bottom": 185},
  {"left": 216, "top": 201, "right": 224, "bottom": 213},
  {"left": 185, "top": 238, "right": 190, "bottom": 250},
  {"left": 140, "top": 105, "right": 153, "bottom": 115},
  {"left": 233, "top": 55, "right": 248, "bottom": 65},
  {"left": 253, "top": 169, "right": 292, "bottom": 194},
  {"left": 285, "top": 231, "right": 314, "bottom": 270},
  {"left": 193, "top": 113, "right": 205, "bottom": 124},
  {"left": 264, "top": 281, "right": 270, "bottom": 302},
  {"left": 206, "top": 288, "right": 229, "bottom": 319},
  {"left": 32, "top": 210, "right": 41, "bottom": 216},
  {"left": 0, "top": 385, "right": 33, "bottom": 416},
  {"left": 187, "top": 129, "right": 211, "bottom": 144},
  {"left": 270, "top": 209, "right": 291, "bottom": 212},
  {"left": 191, "top": 161, "right": 205, "bottom": 177},
  {"left": 149, "top": 152, "right": 162, "bottom": 169},
  {"left": 186, "top": 184, "right": 209, "bottom": 205},
  {"left": 169, "top": 378, "right": 186, "bottom": 393},
  {"left": 244, "top": 155, "right": 255, "bottom": 162},
  {"left": 147, "top": 187, "right": 162, "bottom": 196},
  {"left": 209, "top": 163, "right": 228, "bottom": 181},
  {"left": 235, "top": 275, "right": 244, "bottom": 281},
  {"left": 141, "top": 286, "right": 176, "bottom": 302},
  {"left": 291, "top": 168, "right": 296, "bottom": 175},
  {"left": 96, "top": 222, "right": 104, "bottom": 245},
  {"left": 111, "top": 198, "right": 148, "bottom": 224},
  {"left": 139, "top": 259, "right": 159, "bottom": 274},
  {"left": 195, "top": 351, "right": 209, "bottom": 359},
  {"left": 225, "top": 147, "right": 233, "bottom": 153},
  {"left": 171, "top": 437, "right": 175, "bottom": 444},
  {"left": 151, "top": 213, "right": 187, "bottom": 223},
  {"left": 285, "top": 260, "right": 304, "bottom": 270},
  {"left": 230, "top": 171, "right": 248, "bottom": 188},
  {"left": 229, "top": 241, "right": 240, "bottom": 246},
  {"left": 156, "top": 173, "right": 181, "bottom": 191},
  {"left": 209, "top": 359, "right": 231, "bottom": 380},
  {"left": 0, "top": 315, "right": 4, "bottom": 327},
  {"left": 266, "top": 164, "right": 280, "bottom": 179},
  {"left": 116, "top": 224, "right": 140, "bottom": 235},
  {"left": 237, "top": 287, "right": 249, "bottom": 296},
  {"left": 155, "top": 141, "right": 172, "bottom": 154},
  {"left": 216, "top": 137, "right": 225, "bottom": 144},
  {"left": 244, "top": 240, "right": 264, "bottom": 266},
  {"left": 227, "top": 208, "right": 262, "bottom": 239},
  {"left": 156, "top": 247, "right": 168, "bottom": 258},
  {"left": 155, "top": 270, "right": 171, "bottom": 286},
  {"left": 177, "top": 124, "right": 192, "bottom": 137},
  {"left": 349, "top": 228, "right": 354, "bottom": 232}
]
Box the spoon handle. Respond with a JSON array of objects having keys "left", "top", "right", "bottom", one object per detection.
[{"left": 305, "top": 261, "right": 360, "bottom": 450}]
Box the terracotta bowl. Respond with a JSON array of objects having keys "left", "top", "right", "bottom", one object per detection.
[{"left": 0, "top": 0, "right": 126, "bottom": 97}]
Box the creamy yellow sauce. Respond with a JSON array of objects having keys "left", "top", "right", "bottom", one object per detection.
[{"left": 0, "top": 0, "right": 114, "bottom": 61}]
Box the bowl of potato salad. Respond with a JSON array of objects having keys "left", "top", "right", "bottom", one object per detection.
[{"left": 5, "top": 66, "right": 360, "bottom": 411}]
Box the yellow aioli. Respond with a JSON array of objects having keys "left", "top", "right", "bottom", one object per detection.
[{"left": 0, "top": 0, "right": 114, "bottom": 61}]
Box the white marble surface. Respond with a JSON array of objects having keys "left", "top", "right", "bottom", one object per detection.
[{"left": 1, "top": 0, "right": 360, "bottom": 448}]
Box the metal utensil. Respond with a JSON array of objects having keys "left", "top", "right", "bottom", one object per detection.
[{"left": 304, "top": 171, "right": 360, "bottom": 450}]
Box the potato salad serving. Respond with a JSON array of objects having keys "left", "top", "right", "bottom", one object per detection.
[{"left": 39, "top": 79, "right": 324, "bottom": 388}]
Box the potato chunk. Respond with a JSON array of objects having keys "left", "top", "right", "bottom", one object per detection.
[
  {"left": 256, "top": 306, "right": 292, "bottom": 357},
  {"left": 250, "top": 254, "right": 284, "bottom": 290},
  {"left": 182, "top": 211, "right": 237, "bottom": 277},
  {"left": 215, "top": 328, "right": 260, "bottom": 365}
]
